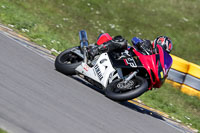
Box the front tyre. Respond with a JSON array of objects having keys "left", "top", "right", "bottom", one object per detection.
[
  {"left": 55, "top": 47, "right": 83, "bottom": 75},
  {"left": 105, "top": 76, "right": 148, "bottom": 101}
]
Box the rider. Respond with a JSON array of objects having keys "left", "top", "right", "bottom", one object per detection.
[
  {"left": 152, "top": 36, "right": 173, "bottom": 53},
  {"left": 88, "top": 33, "right": 173, "bottom": 59},
  {"left": 132, "top": 36, "right": 173, "bottom": 55}
]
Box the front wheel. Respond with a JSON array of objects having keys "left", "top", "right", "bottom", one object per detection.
[
  {"left": 55, "top": 47, "right": 83, "bottom": 75},
  {"left": 105, "top": 76, "right": 148, "bottom": 101}
]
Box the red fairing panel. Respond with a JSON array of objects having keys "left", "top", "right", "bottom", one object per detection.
[
  {"left": 133, "top": 50, "right": 155, "bottom": 89},
  {"left": 133, "top": 45, "right": 166, "bottom": 89},
  {"left": 97, "top": 33, "right": 112, "bottom": 45}
]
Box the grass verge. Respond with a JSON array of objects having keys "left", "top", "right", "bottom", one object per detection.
[
  {"left": 139, "top": 83, "right": 200, "bottom": 131},
  {"left": 0, "top": 0, "right": 199, "bottom": 64},
  {"left": 0, "top": 0, "right": 199, "bottom": 132},
  {"left": 0, "top": 128, "right": 7, "bottom": 133}
]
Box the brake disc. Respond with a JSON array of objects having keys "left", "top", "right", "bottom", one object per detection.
[{"left": 117, "top": 80, "right": 135, "bottom": 90}]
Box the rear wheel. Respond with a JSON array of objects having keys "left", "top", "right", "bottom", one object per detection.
[
  {"left": 105, "top": 76, "right": 148, "bottom": 101},
  {"left": 55, "top": 47, "right": 83, "bottom": 75}
]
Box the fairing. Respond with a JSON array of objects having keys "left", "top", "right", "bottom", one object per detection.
[
  {"left": 163, "top": 50, "right": 173, "bottom": 72},
  {"left": 107, "top": 45, "right": 172, "bottom": 90},
  {"left": 133, "top": 45, "right": 172, "bottom": 89}
]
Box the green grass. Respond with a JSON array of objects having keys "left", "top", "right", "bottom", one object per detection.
[
  {"left": 0, "top": 128, "right": 7, "bottom": 133},
  {"left": 139, "top": 83, "right": 200, "bottom": 131},
  {"left": 0, "top": 0, "right": 200, "bottom": 63},
  {"left": 0, "top": 0, "right": 199, "bottom": 131}
]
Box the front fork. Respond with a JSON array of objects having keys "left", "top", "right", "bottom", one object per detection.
[
  {"left": 117, "top": 68, "right": 138, "bottom": 83},
  {"left": 83, "top": 46, "right": 88, "bottom": 63}
]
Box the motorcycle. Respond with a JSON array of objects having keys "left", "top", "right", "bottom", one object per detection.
[{"left": 54, "top": 30, "right": 173, "bottom": 101}]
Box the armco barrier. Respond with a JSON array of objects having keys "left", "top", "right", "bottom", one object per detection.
[
  {"left": 181, "top": 85, "right": 200, "bottom": 98},
  {"left": 167, "top": 55, "right": 200, "bottom": 98},
  {"left": 170, "top": 55, "right": 189, "bottom": 73}
]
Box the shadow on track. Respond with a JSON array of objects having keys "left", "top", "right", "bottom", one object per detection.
[{"left": 70, "top": 75, "right": 165, "bottom": 121}]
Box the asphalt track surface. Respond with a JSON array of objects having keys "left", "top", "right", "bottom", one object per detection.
[{"left": 0, "top": 31, "right": 187, "bottom": 133}]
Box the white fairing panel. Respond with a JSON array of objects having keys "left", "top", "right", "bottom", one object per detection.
[{"left": 75, "top": 53, "right": 116, "bottom": 88}]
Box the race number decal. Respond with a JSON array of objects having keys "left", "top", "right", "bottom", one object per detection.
[{"left": 124, "top": 57, "right": 137, "bottom": 67}]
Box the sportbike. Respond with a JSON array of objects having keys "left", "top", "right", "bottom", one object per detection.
[{"left": 55, "top": 30, "right": 172, "bottom": 101}]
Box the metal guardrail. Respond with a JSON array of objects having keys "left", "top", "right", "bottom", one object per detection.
[{"left": 167, "top": 55, "right": 200, "bottom": 98}]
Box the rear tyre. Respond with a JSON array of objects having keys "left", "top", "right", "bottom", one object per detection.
[
  {"left": 105, "top": 76, "right": 148, "bottom": 101},
  {"left": 55, "top": 47, "right": 83, "bottom": 75}
]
